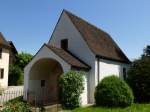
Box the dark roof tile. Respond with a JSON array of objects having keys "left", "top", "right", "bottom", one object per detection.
[
  {"left": 64, "top": 10, "right": 131, "bottom": 63},
  {"left": 45, "top": 44, "right": 90, "bottom": 70},
  {"left": 0, "top": 32, "right": 11, "bottom": 48}
]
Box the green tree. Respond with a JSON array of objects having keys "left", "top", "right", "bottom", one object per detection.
[
  {"left": 8, "top": 65, "right": 23, "bottom": 86},
  {"left": 127, "top": 56, "right": 150, "bottom": 103},
  {"left": 127, "top": 45, "right": 150, "bottom": 103},
  {"left": 8, "top": 52, "right": 33, "bottom": 86},
  {"left": 143, "top": 45, "right": 150, "bottom": 57},
  {"left": 15, "top": 52, "right": 33, "bottom": 71}
]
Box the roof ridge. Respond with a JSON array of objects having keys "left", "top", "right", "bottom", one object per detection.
[
  {"left": 0, "top": 32, "right": 11, "bottom": 48},
  {"left": 0, "top": 32, "right": 7, "bottom": 41},
  {"left": 63, "top": 10, "right": 130, "bottom": 63},
  {"left": 63, "top": 9, "right": 111, "bottom": 37}
]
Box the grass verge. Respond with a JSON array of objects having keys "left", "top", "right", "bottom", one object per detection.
[{"left": 65, "top": 104, "right": 150, "bottom": 112}]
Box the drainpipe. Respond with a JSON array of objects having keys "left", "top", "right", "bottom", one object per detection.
[{"left": 97, "top": 57, "right": 100, "bottom": 84}]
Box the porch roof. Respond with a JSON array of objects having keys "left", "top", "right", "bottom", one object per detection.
[{"left": 45, "top": 44, "right": 90, "bottom": 70}]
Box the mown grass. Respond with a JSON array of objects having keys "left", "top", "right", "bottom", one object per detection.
[{"left": 64, "top": 104, "right": 150, "bottom": 112}]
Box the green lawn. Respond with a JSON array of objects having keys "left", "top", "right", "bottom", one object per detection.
[{"left": 68, "top": 104, "right": 150, "bottom": 112}]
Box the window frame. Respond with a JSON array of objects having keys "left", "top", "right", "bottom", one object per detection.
[
  {"left": 0, "top": 68, "right": 4, "bottom": 79},
  {"left": 61, "top": 39, "right": 68, "bottom": 50},
  {"left": 123, "top": 67, "right": 127, "bottom": 80},
  {"left": 0, "top": 48, "right": 2, "bottom": 59},
  {"left": 41, "top": 80, "right": 45, "bottom": 87}
]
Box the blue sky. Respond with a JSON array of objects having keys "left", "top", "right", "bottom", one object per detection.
[{"left": 0, "top": 0, "right": 150, "bottom": 60}]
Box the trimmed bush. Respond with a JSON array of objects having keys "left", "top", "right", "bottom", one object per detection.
[
  {"left": 95, "top": 75, "right": 134, "bottom": 107},
  {"left": 127, "top": 56, "right": 150, "bottom": 103},
  {"left": 59, "top": 71, "right": 84, "bottom": 109}
]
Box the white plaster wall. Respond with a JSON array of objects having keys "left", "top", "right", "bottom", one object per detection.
[
  {"left": 49, "top": 12, "right": 96, "bottom": 103},
  {"left": 96, "top": 59, "right": 129, "bottom": 82},
  {"left": 0, "top": 48, "right": 9, "bottom": 89},
  {"left": 80, "top": 73, "right": 88, "bottom": 105},
  {"left": 24, "top": 45, "right": 71, "bottom": 100},
  {"left": 28, "top": 60, "right": 63, "bottom": 102}
]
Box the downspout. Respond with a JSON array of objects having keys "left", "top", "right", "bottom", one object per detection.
[{"left": 97, "top": 57, "right": 100, "bottom": 84}]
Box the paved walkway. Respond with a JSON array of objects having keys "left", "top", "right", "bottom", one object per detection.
[{"left": 0, "top": 86, "right": 23, "bottom": 106}]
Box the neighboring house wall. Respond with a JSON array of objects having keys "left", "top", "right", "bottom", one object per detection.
[
  {"left": 9, "top": 50, "right": 16, "bottom": 65},
  {"left": 0, "top": 48, "right": 9, "bottom": 88},
  {"left": 95, "top": 58, "right": 129, "bottom": 85},
  {"left": 49, "top": 12, "right": 96, "bottom": 103},
  {"left": 8, "top": 42, "right": 17, "bottom": 65}
]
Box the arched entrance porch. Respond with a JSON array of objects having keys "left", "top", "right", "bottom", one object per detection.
[{"left": 28, "top": 58, "right": 63, "bottom": 106}]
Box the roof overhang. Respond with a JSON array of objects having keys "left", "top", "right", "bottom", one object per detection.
[
  {"left": 45, "top": 44, "right": 91, "bottom": 71},
  {"left": 96, "top": 55, "right": 132, "bottom": 64}
]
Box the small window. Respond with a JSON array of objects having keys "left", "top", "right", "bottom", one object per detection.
[
  {"left": 61, "top": 39, "right": 68, "bottom": 50},
  {"left": 0, "top": 68, "right": 4, "bottom": 79},
  {"left": 123, "top": 68, "right": 127, "bottom": 80},
  {"left": 41, "top": 80, "right": 45, "bottom": 87},
  {"left": 0, "top": 48, "right": 2, "bottom": 59}
]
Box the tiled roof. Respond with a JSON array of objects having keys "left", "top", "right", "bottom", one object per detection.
[
  {"left": 45, "top": 44, "right": 90, "bottom": 70},
  {"left": 64, "top": 10, "right": 131, "bottom": 63},
  {"left": 8, "top": 41, "right": 18, "bottom": 54},
  {"left": 0, "top": 32, "right": 11, "bottom": 48}
]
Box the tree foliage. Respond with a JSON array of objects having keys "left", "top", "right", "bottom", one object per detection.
[
  {"left": 143, "top": 45, "right": 150, "bottom": 57},
  {"left": 8, "top": 65, "right": 23, "bottom": 86},
  {"left": 15, "top": 52, "right": 33, "bottom": 71},
  {"left": 8, "top": 52, "right": 32, "bottom": 86},
  {"left": 127, "top": 55, "right": 150, "bottom": 103},
  {"left": 59, "top": 71, "right": 84, "bottom": 109},
  {"left": 95, "top": 75, "right": 134, "bottom": 107}
]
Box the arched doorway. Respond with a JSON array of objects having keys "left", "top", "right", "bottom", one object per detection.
[{"left": 28, "top": 58, "right": 63, "bottom": 106}]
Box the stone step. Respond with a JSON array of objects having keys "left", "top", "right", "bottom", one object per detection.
[{"left": 32, "top": 104, "right": 62, "bottom": 112}]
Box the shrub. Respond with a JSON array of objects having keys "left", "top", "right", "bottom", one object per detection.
[
  {"left": 59, "top": 71, "right": 84, "bottom": 109},
  {"left": 95, "top": 75, "right": 134, "bottom": 107},
  {"left": 127, "top": 56, "right": 150, "bottom": 103},
  {"left": 8, "top": 64, "right": 23, "bottom": 86},
  {"left": 1, "top": 102, "right": 31, "bottom": 112},
  {"left": 1, "top": 96, "right": 31, "bottom": 112},
  {"left": 6, "top": 96, "right": 24, "bottom": 104}
]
